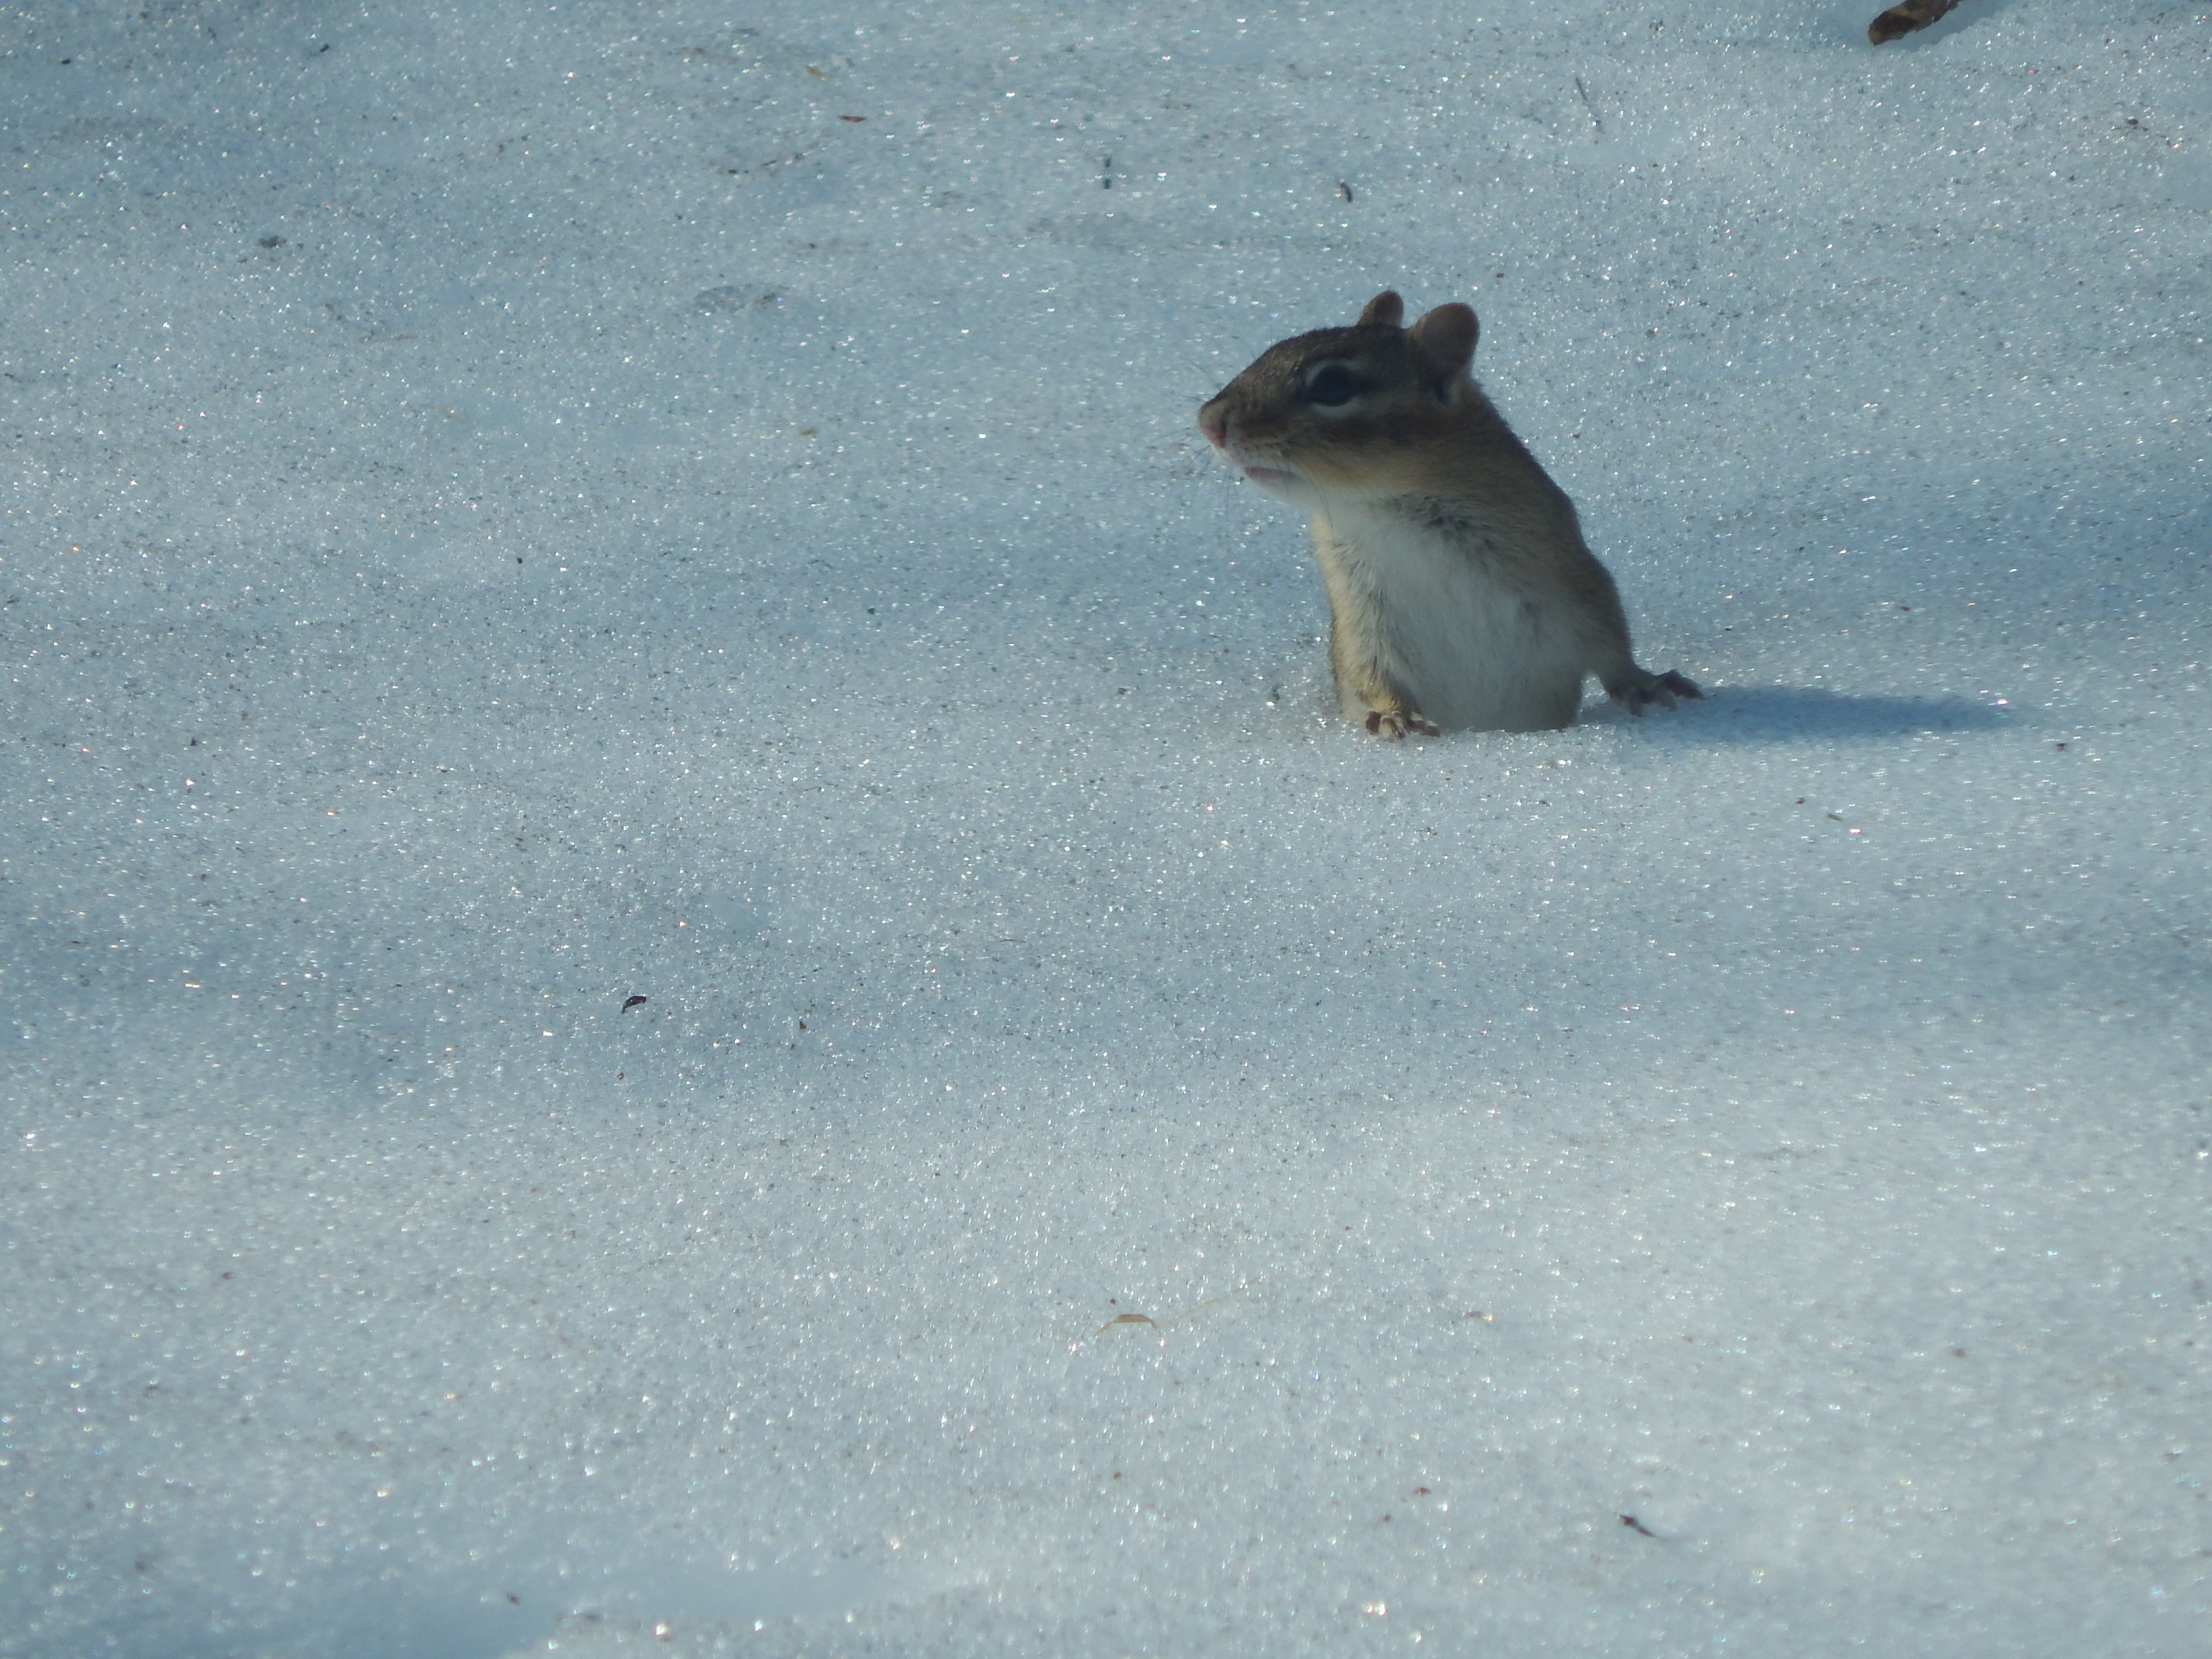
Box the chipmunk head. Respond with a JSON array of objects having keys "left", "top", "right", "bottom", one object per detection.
[{"left": 1196, "top": 291, "right": 1481, "bottom": 504}]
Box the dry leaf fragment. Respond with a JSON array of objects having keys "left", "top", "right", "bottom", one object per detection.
[
  {"left": 622, "top": 994, "right": 647, "bottom": 1010},
  {"left": 1097, "top": 1312, "right": 1157, "bottom": 1334},
  {"left": 1868, "top": 0, "right": 1963, "bottom": 44}
]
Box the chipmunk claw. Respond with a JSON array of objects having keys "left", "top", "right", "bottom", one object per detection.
[
  {"left": 1608, "top": 670, "right": 1703, "bottom": 715},
  {"left": 1365, "top": 708, "right": 1442, "bottom": 740}
]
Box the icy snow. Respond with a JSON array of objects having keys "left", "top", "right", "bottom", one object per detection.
[{"left": 3, "top": 1, "right": 2207, "bottom": 1654}]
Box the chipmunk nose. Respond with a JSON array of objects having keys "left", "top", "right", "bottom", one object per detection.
[{"left": 1197, "top": 408, "right": 1228, "bottom": 448}]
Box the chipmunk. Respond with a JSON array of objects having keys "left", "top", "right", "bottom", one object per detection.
[{"left": 1197, "top": 291, "right": 1700, "bottom": 737}]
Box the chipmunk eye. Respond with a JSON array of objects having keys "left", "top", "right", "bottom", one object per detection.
[{"left": 1304, "top": 364, "right": 1358, "bottom": 407}]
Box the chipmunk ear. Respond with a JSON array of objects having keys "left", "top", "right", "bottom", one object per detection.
[
  {"left": 1357, "top": 291, "right": 1404, "bottom": 328},
  {"left": 1408, "top": 302, "right": 1477, "bottom": 382}
]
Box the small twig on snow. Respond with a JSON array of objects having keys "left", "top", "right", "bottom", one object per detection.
[{"left": 1868, "top": 0, "right": 1965, "bottom": 45}]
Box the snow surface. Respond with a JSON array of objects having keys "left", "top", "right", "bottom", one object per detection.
[{"left": 3, "top": 1, "right": 2208, "bottom": 1654}]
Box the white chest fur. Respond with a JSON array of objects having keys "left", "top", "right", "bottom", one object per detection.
[{"left": 1313, "top": 499, "right": 1591, "bottom": 733}]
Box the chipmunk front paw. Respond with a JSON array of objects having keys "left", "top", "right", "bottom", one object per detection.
[
  {"left": 1607, "top": 670, "right": 1703, "bottom": 715},
  {"left": 1364, "top": 708, "right": 1442, "bottom": 740}
]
